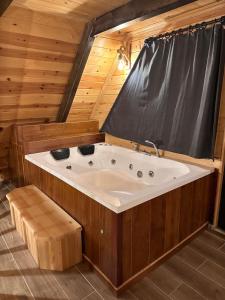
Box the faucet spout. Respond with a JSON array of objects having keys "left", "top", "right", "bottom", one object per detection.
[{"left": 145, "top": 140, "right": 160, "bottom": 157}]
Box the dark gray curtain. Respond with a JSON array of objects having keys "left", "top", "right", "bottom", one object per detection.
[{"left": 102, "top": 18, "right": 225, "bottom": 158}]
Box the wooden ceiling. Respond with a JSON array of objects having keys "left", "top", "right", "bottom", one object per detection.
[
  {"left": 108, "top": 0, "right": 225, "bottom": 40},
  {"left": 0, "top": 0, "right": 130, "bottom": 175},
  {"left": 13, "top": 0, "right": 130, "bottom": 20}
]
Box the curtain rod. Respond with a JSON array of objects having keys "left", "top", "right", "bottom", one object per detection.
[{"left": 145, "top": 15, "right": 225, "bottom": 44}]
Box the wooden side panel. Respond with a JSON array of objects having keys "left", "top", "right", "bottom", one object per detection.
[
  {"left": 132, "top": 202, "right": 151, "bottom": 274},
  {"left": 179, "top": 182, "right": 194, "bottom": 240},
  {"left": 120, "top": 173, "right": 216, "bottom": 283},
  {"left": 164, "top": 189, "right": 181, "bottom": 251},
  {"left": 149, "top": 196, "right": 166, "bottom": 262},
  {"left": 23, "top": 159, "right": 216, "bottom": 289}
]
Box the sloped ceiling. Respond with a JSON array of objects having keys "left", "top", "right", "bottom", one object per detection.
[
  {"left": 13, "top": 0, "right": 130, "bottom": 20},
  {"left": 0, "top": 0, "right": 130, "bottom": 174},
  {"left": 67, "top": 0, "right": 225, "bottom": 128}
]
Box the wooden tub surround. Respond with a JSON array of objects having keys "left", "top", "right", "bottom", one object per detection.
[{"left": 23, "top": 159, "right": 216, "bottom": 294}]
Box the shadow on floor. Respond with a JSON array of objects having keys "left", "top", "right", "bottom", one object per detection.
[
  {"left": 0, "top": 211, "right": 10, "bottom": 219},
  {"left": 0, "top": 227, "right": 16, "bottom": 235},
  {"left": 0, "top": 245, "right": 27, "bottom": 256}
]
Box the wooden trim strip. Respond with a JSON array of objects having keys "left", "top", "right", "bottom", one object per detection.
[
  {"left": 0, "top": 0, "right": 13, "bottom": 16},
  {"left": 57, "top": 22, "right": 95, "bottom": 122},
  {"left": 92, "top": 0, "right": 197, "bottom": 36}
]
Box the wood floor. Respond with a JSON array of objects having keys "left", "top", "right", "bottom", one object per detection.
[{"left": 1, "top": 184, "right": 225, "bottom": 299}]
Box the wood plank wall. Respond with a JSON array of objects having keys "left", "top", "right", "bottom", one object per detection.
[
  {"left": 9, "top": 121, "right": 104, "bottom": 187},
  {"left": 0, "top": 5, "right": 84, "bottom": 175},
  {"left": 67, "top": 36, "right": 126, "bottom": 123}
]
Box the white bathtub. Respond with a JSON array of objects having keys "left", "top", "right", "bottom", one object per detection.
[{"left": 25, "top": 143, "right": 214, "bottom": 213}]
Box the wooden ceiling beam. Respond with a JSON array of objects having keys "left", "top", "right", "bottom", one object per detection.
[
  {"left": 0, "top": 0, "right": 14, "bottom": 16},
  {"left": 57, "top": 22, "right": 95, "bottom": 122},
  {"left": 57, "top": 0, "right": 197, "bottom": 122},
  {"left": 92, "top": 0, "right": 197, "bottom": 36}
]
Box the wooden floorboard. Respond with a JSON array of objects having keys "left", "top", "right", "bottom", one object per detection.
[{"left": 1, "top": 184, "right": 225, "bottom": 299}]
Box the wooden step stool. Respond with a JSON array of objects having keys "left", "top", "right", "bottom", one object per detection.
[
  {"left": 6, "top": 185, "right": 82, "bottom": 271},
  {"left": 6, "top": 185, "right": 48, "bottom": 238},
  {"left": 24, "top": 211, "right": 82, "bottom": 271}
]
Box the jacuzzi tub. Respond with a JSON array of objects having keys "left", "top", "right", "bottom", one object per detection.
[{"left": 25, "top": 143, "right": 213, "bottom": 213}]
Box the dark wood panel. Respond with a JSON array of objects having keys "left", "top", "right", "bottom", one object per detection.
[
  {"left": 150, "top": 195, "right": 166, "bottom": 262},
  {"left": 192, "top": 177, "right": 208, "bottom": 231},
  {"left": 131, "top": 202, "right": 151, "bottom": 274},
  {"left": 92, "top": 0, "right": 197, "bottom": 35},
  {"left": 179, "top": 183, "right": 194, "bottom": 240},
  {"left": 164, "top": 189, "right": 181, "bottom": 251},
  {"left": 121, "top": 209, "right": 133, "bottom": 281},
  {"left": 0, "top": 0, "right": 13, "bottom": 16},
  {"left": 57, "top": 22, "right": 95, "bottom": 122},
  {"left": 99, "top": 205, "right": 120, "bottom": 285}
]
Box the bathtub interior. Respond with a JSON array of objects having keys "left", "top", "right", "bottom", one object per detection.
[
  {"left": 26, "top": 143, "right": 213, "bottom": 212},
  {"left": 45, "top": 143, "right": 190, "bottom": 185}
]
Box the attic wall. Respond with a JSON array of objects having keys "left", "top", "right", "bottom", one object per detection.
[
  {"left": 90, "top": 0, "right": 225, "bottom": 159},
  {"left": 90, "top": 48, "right": 133, "bottom": 128},
  {"left": 0, "top": 5, "right": 84, "bottom": 174},
  {"left": 67, "top": 36, "right": 125, "bottom": 123}
]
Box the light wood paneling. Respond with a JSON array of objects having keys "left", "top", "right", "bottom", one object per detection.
[
  {"left": 0, "top": 0, "right": 130, "bottom": 175},
  {"left": 0, "top": 5, "right": 78, "bottom": 173},
  {"left": 9, "top": 121, "right": 104, "bottom": 187},
  {"left": 7, "top": 185, "right": 82, "bottom": 271},
  {"left": 67, "top": 36, "right": 125, "bottom": 123},
  {"left": 13, "top": 0, "right": 130, "bottom": 20}
]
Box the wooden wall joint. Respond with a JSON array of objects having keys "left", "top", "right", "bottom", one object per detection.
[
  {"left": 0, "top": 0, "right": 14, "bottom": 16},
  {"left": 57, "top": 22, "right": 95, "bottom": 122}
]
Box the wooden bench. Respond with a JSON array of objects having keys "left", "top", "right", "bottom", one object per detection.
[
  {"left": 7, "top": 185, "right": 48, "bottom": 239},
  {"left": 6, "top": 185, "right": 82, "bottom": 271}
]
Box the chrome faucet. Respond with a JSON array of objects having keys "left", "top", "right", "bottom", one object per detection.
[{"left": 145, "top": 140, "right": 160, "bottom": 157}]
